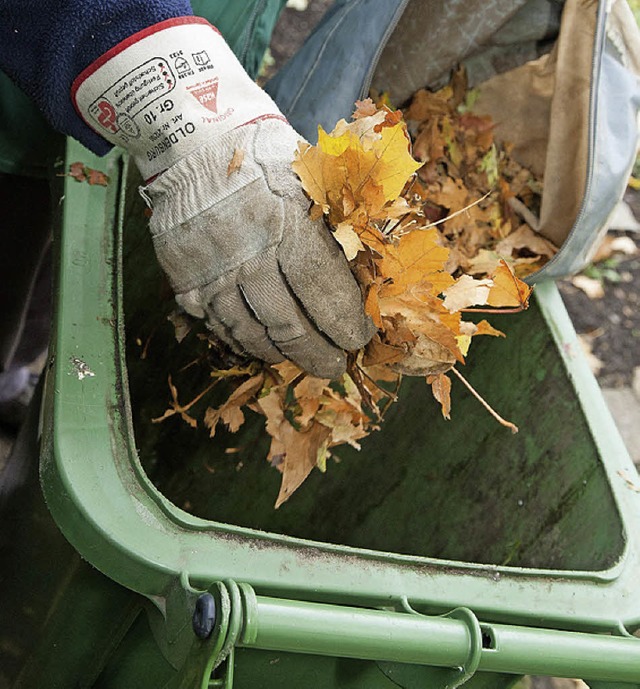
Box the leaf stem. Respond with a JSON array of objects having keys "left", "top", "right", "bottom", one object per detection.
[
  {"left": 397, "top": 190, "right": 493, "bottom": 235},
  {"left": 181, "top": 378, "right": 219, "bottom": 411},
  {"left": 360, "top": 367, "right": 397, "bottom": 399},
  {"left": 459, "top": 306, "right": 525, "bottom": 314},
  {"left": 450, "top": 367, "right": 518, "bottom": 433},
  {"left": 378, "top": 374, "right": 403, "bottom": 419}
]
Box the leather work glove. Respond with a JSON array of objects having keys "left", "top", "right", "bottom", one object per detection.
[{"left": 73, "top": 18, "right": 374, "bottom": 378}]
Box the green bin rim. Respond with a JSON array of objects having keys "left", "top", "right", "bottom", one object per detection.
[{"left": 41, "top": 140, "right": 640, "bottom": 634}]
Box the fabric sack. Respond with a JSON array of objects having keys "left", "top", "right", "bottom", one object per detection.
[{"left": 267, "top": 0, "right": 640, "bottom": 281}]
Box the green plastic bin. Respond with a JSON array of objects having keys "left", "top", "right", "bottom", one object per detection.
[{"left": 2, "top": 138, "right": 640, "bottom": 688}]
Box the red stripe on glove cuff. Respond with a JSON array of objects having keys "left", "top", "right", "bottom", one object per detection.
[{"left": 71, "top": 16, "right": 219, "bottom": 103}]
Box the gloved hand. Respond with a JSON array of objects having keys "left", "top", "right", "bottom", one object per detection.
[{"left": 73, "top": 18, "right": 374, "bottom": 378}]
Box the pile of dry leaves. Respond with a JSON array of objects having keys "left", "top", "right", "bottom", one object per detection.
[{"left": 155, "top": 81, "right": 556, "bottom": 507}]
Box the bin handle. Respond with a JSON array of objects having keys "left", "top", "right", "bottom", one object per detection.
[
  {"left": 384, "top": 597, "right": 482, "bottom": 688},
  {"left": 442, "top": 607, "right": 483, "bottom": 688},
  {"left": 205, "top": 580, "right": 640, "bottom": 685}
]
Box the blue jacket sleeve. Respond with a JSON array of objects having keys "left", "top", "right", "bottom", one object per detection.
[{"left": 0, "top": 1, "right": 193, "bottom": 154}]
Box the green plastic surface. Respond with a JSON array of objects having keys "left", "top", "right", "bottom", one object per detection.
[{"left": 32, "top": 139, "right": 640, "bottom": 687}]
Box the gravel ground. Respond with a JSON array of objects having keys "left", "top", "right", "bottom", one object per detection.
[{"left": 559, "top": 193, "right": 640, "bottom": 390}]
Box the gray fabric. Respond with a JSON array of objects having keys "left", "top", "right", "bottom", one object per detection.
[
  {"left": 463, "top": 0, "right": 562, "bottom": 87},
  {"left": 371, "top": 0, "right": 530, "bottom": 103},
  {"left": 145, "top": 118, "right": 374, "bottom": 379},
  {"left": 265, "top": 0, "right": 411, "bottom": 142},
  {"left": 533, "top": 44, "right": 640, "bottom": 280},
  {"left": 266, "top": 0, "right": 558, "bottom": 135}
]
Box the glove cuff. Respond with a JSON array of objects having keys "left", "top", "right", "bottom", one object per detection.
[
  {"left": 143, "top": 117, "right": 305, "bottom": 235},
  {"left": 72, "top": 17, "right": 284, "bottom": 179}
]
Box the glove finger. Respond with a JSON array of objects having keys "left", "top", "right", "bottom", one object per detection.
[
  {"left": 207, "top": 283, "right": 285, "bottom": 365},
  {"left": 176, "top": 287, "right": 256, "bottom": 357},
  {"left": 278, "top": 204, "right": 375, "bottom": 351},
  {"left": 205, "top": 310, "right": 252, "bottom": 356},
  {"left": 237, "top": 253, "right": 347, "bottom": 379}
]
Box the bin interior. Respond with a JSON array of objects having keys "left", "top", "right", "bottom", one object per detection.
[{"left": 122, "top": 168, "right": 624, "bottom": 574}]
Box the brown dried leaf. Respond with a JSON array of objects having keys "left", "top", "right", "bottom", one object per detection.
[
  {"left": 167, "top": 309, "right": 193, "bottom": 343},
  {"left": 293, "top": 375, "right": 330, "bottom": 428},
  {"left": 591, "top": 234, "right": 639, "bottom": 263},
  {"left": 353, "top": 98, "right": 378, "bottom": 119},
  {"left": 333, "top": 222, "right": 365, "bottom": 260},
  {"left": 571, "top": 275, "right": 605, "bottom": 300},
  {"left": 364, "top": 282, "right": 383, "bottom": 329},
  {"left": 204, "top": 373, "right": 265, "bottom": 437},
  {"left": 406, "top": 87, "right": 452, "bottom": 122},
  {"left": 271, "top": 360, "right": 305, "bottom": 386},
  {"left": 69, "top": 162, "right": 109, "bottom": 186},
  {"left": 227, "top": 147, "right": 245, "bottom": 176},
  {"left": 257, "top": 389, "right": 332, "bottom": 508},
  {"left": 152, "top": 374, "right": 204, "bottom": 429},
  {"left": 472, "top": 319, "right": 506, "bottom": 338},
  {"left": 427, "top": 373, "right": 452, "bottom": 419},
  {"left": 275, "top": 421, "right": 332, "bottom": 508},
  {"left": 69, "top": 161, "right": 86, "bottom": 182},
  {"left": 86, "top": 167, "right": 110, "bottom": 186},
  {"left": 467, "top": 249, "right": 503, "bottom": 276},
  {"left": 495, "top": 224, "right": 556, "bottom": 260},
  {"left": 391, "top": 333, "right": 457, "bottom": 376},
  {"left": 363, "top": 333, "right": 407, "bottom": 367}
]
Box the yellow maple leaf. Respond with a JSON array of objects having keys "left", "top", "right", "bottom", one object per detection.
[
  {"left": 293, "top": 118, "right": 421, "bottom": 227},
  {"left": 317, "top": 127, "right": 353, "bottom": 156},
  {"left": 366, "top": 124, "right": 422, "bottom": 200},
  {"left": 377, "top": 228, "right": 454, "bottom": 298}
]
